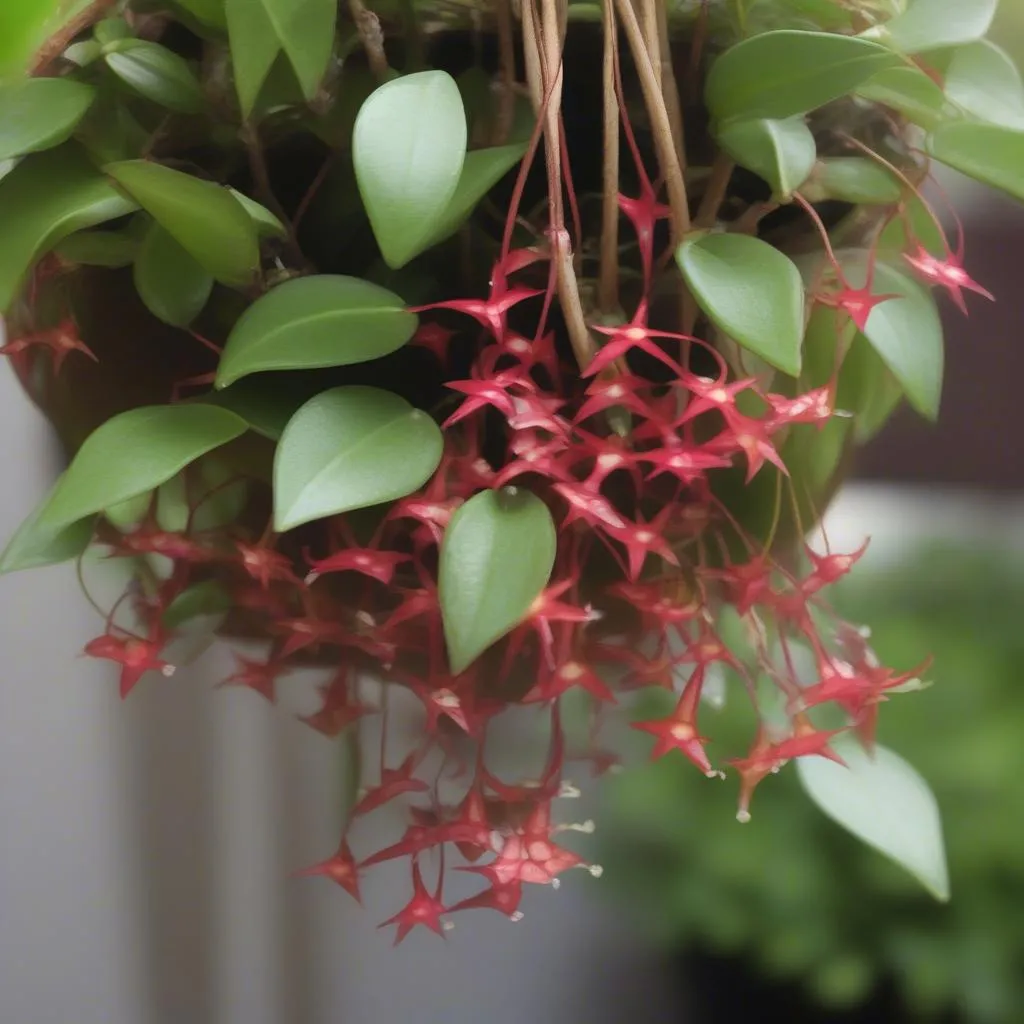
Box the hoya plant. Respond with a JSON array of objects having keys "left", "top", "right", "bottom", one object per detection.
[{"left": 0, "top": 0, "right": 1020, "bottom": 937}]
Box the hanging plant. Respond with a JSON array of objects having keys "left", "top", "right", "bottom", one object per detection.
[{"left": 0, "top": 0, "right": 1020, "bottom": 937}]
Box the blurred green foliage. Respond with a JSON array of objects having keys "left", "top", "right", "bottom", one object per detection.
[
  {"left": 0, "top": 0, "right": 88, "bottom": 80},
  {"left": 601, "top": 543, "right": 1024, "bottom": 1022}
]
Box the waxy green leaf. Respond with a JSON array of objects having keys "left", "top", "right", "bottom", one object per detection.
[
  {"left": 0, "top": 492, "right": 95, "bottom": 576},
  {"left": 54, "top": 227, "right": 139, "bottom": 267},
  {"left": 798, "top": 738, "right": 950, "bottom": 901},
  {"left": 273, "top": 386, "right": 443, "bottom": 531},
  {"left": 677, "top": 233, "right": 805, "bottom": 376},
  {"left": 37, "top": 404, "right": 248, "bottom": 530},
  {"left": 928, "top": 122, "right": 1024, "bottom": 204},
  {"left": 0, "top": 145, "right": 137, "bottom": 312},
  {"left": 861, "top": 0, "right": 997, "bottom": 55},
  {"left": 225, "top": 0, "right": 336, "bottom": 117},
  {"left": 717, "top": 116, "right": 816, "bottom": 200},
  {"left": 439, "top": 487, "right": 557, "bottom": 674},
  {"left": 216, "top": 275, "right": 417, "bottom": 387},
  {"left": 0, "top": 77, "right": 95, "bottom": 161},
  {"left": 353, "top": 70, "right": 468, "bottom": 268},
  {"left": 812, "top": 157, "right": 902, "bottom": 205},
  {"left": 134, "top": 220, "right": 214, "bottom": 326},
  {"left": 104, "top": 39, "right": 204, "bottom": 112},
  {"left": 943, "top": 41, "right": 1024, "bottom": 130},
  {"left": 705, "top": 30, "right": 898, "bottom": 123},
  {"left": 855, "top": 65, "right": 946, "bottom": 130},
  {"left": 106, "top": 160, "right": 259, "bottom": 286}
]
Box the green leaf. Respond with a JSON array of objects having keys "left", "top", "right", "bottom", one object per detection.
[
  {"left": 705, "top": 30, "right": 899, "bottom": 123},
  {"left": 0, "top": 0, "right": 93, "bottom": 80},
  {"left": 839, "top": 252, "right": 944, "bottom": 420},
  {"left": 104, "top": 39, "right": 205, "bottom": 113},
  {"left": 677, "top": 233, "right": 805, "bottom": 376},
  {"left": 54, "top": 227, "right": 139, "bottom": 267},
  {"left": 942, "top": 41, "right": 1024, "bottom": 130},
  {"left": 836, "top": 333, "right": 905, "bottom": 441},
  {"left": 439, "top": 487, "right": 557, "bottom": 675},
  {"left": 797, "top": 738, "right": 950, "bottom": 902},
  {"left": 175, "top": 0, "right": 227, "bottom": 29},
  {"left": 0, "top": 494, "right": 95, "bottom": 575},
  {"left": 203, "top": 376, "right": 319, "bottom": 440},
  {"left": 273, "top": 386, "right": 443, "bottom": 531},
  {"left": 854, "top": 65, "right": 946, "bottom": 129},
  {"left": 0, "top": 144, "right": 137, "bottom": 313},
  {"left": 216, "top": 275, "right": 417, "bottom": 387},
  {"left": 0, "top": 77, "right": 95, "bottom": 161},
  {"left": 229, "top": 188, "right": 287, "bottom": 237},
  {"left": 811, "top": 157, "right": 902, "bottom": 205},
  {"left": 37, "top": 404, "right": 249, "bottom": 530},
  {"left": 861, "top": 0, "right": 997, "bottom": 54},
  {"left": 716, "top": 117, "right": 816, "bottom": 200},
  {"left": 162, "top": 580, "right": 232, "bottom": 630},
  {"left": 93, "top": 16, "right": 130, "bottom": 45},
  {"left": 928, "top": 121, "right": 1024, "bottom": 203},
  {"left": 425, "top": 143, "right": 527, "bottom": 247},
  {"left": 133, "top": 220, "right": 214, "bottom": 326},
  {"left": 105, "top": 160, "right": 259, "bottom": 286},
  {"left": 225, "top": 0, "right": 336, "bottom": 117},
  {"left": 353, "top": 70, "right": 468, "bottom": 268}
]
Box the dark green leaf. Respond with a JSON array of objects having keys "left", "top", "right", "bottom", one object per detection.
[
  {"left": 854, "top": 65, "right": 946, "bottom": 129},
  {"left": 54, "top": 227, "right": 139, "bottom": 267},
  {"left": 134, "top": 220, "right": 214, "bottom": 326},
  {"left": 716, "top": 116, "right": 816, "bottom": 200},
  {"left": 37, "top": 404, "right": 249, "bottom": 530},
  {"left": 798, "top": 738, "right": 950, "bottom": 901},
  {"left": 216, "top": 274, "right": 417, "bottom": 387},
  {"left": 175, "top": 0, "right": 227, "bottom": 29},
  {"left": 439, "top": 487, "right": 557, "bottom": 674},
  {"left": 225, "top": 0, "right": 336, "bottom": 116},
  {"left": 861, "top": 0, "right": 997, "bottom": 54},
  {"left": 425, "top": 143, "right": 527, "bottom": 246},
  {"left": 840, "top": 334, "right": 905, "bottom": 442},
  {"left": 353, "top": 70, "right": 468, "bottom": 268},
  {"left": 943, "top": 41, "right": 1024, "bottom": 130},
  {"left": 106, "top": 159, "right": 259, "bottom": 286},
  {"left": 0, "top": 77, "right": 95, "bottom": 161},
  {"left": 273, "top": 386, "right": 443, "bottom": 531},
  {"left": 203, "top": 376, "right": 319, "bottom": 440},
  {"left": 163, "top": 580, "right": 232, "bottom": 630},
  {"left": 0, "top": 144, "right": 137, "bottom": 312},
  {"left": 928, "top": 121, "right": 1024, "bottom": 203},
  {"left": 811, "top": 157, "right": 902, "bottom": 205},
  {"left": 705, "top": 30, "right": 899, "bottom": 122},
  {"left": 677, "top": 232, "right": 805, "bottom": 376},
  {"left": 104, "top": 39, "right": 204, "bottom": 113},
  {"left": 0, "top": 495, "right": 95, "bottom": 575},
  {"left": 839, "top": 252, "right": 944, "bottom": 420}
]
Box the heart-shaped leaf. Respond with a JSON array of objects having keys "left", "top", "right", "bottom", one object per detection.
[
  {"left": 716, "top": 116, "right": 816, "bottom": 200},
  {"left": 855, "top": 65, "right": 946, "bottom": 130},
  {"left": 425, "top": 143, "right": 528, "bottom": 247},
  {"left": 928, "top": 121, "right": 1024, "bottom": 205},
  {"left": 812, "top": 157, "right": 902, "bottom": 205},
  {"left": 439, "top": 487, "right": 557, "bottom": 674},
  {"left": 37, "top": 404, "right": 249, "bottom": 530},
  {"left": 797, "top": 737, "right": 950, "bottom": 901},
  {"left": 216, "top": 275, "right": 418, "bottom": 387},
  {"left": 104, "top": 39, "right": 204, "bottom": 113},
  {"left": 677, "top": 232, "right": 805, "bottom": 376},
  {"left": 839, "top": 252, "right": 944, "bottom": 420},
  {"left": 0, "top": 77, "right": 95, "bottom": 161},
  {"left": 705, "top": 30, "right": 899, "bottom": 123},
  {"left": 105, "top": 159, "right": 259, "bottom": 286},
  {"left": 273, "top": 386, "right": 443, "bottom": 531},
  {"left": 860, "top": 0, "right": 997, "bottom": 54},
  {"left": 942, "top": 41, "right": 1024, "bottom": 130},
  {"left": 134, "top": 220, "right": 214, "bottom": 326},
  {"left": 225, "top": 0, "right": 336, "bottom": 116},
  {"left": 0, "top": 144, "right": 137, "bottom": 312},
  {"left": 353, "top": 70, "right": 468, "bottom": 268},
  {"left": 0, "top": 493, "right": 95, "bottom": 576}
]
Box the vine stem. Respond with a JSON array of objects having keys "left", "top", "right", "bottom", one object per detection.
[
  {"left": 347, "top": 0, "right": 390, "bottom": 81},
  {"left": 493, "top": 0, "right": 518, "bottom": 146},
  {"left": 694, "top": 152, "right": 735, "bottom": 229},
  {"left": 30, "top": 0, "right": 119, "bottom": 75},
  {"left": 613, "top": 0, "right": 691, "bottom": 243},
  {"left": 598, "top": 0, "right": 620, "bottom": 313}
]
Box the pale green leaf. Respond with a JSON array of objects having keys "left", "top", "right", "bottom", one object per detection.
[
  {"left": 439, "top": 487, "right": 557, "bottom": 674},
  {"left": 928, "top": 121, "right": 1024, "bottom": 203},
  {"left": 812, "top": 157, "right": 902, "bottom": 205},
  {"left": 854, "top": 65, "right": 946, "bottom": 129},
  {"left": 943, "top": 40, "right": 1024, "bottom": 130},
  {"left": 861, "top": 0, "right": 997, "bottom": 54},
  {"left": 717, "top": 116, "right": 816, "bottom": 200},
  {"left": 0, "top": 491, "right": 95, "bottom": 576},
  {"left": 104, "top": 39, "right": 204, "bottom": 113},
  {"left": 273, "top": 386, "right": 443, "bottom": 531},
  {"left": 133, "top": 220, "right": 214, "bottom": 326},
  {"left": 0, "top": 77, "right": 95, "bottom": 161}
]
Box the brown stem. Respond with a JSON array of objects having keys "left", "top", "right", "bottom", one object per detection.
[
  {"left": 656, "top": 0, "right": 686, "bottom": 175},
  {"left": 613, "top": 0, "right": 690, "bottom": 242},
  {"left": 30, "top": 0, "right": 118, "bottom": 75},
  {"left": 694, "top": 153, "right": 735, "bottom": 229},
  {"left": 730, "top": 200, "right": 779, "bottom": 236},
  {"left": 598, "top": 0, "right": 620, "bottom": 314},
  {"left": 493, "top": 0, "right": 518, "bottom": 146},
  {"left": 347, "top": 0, "right": 390, "bottom": 81}
]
